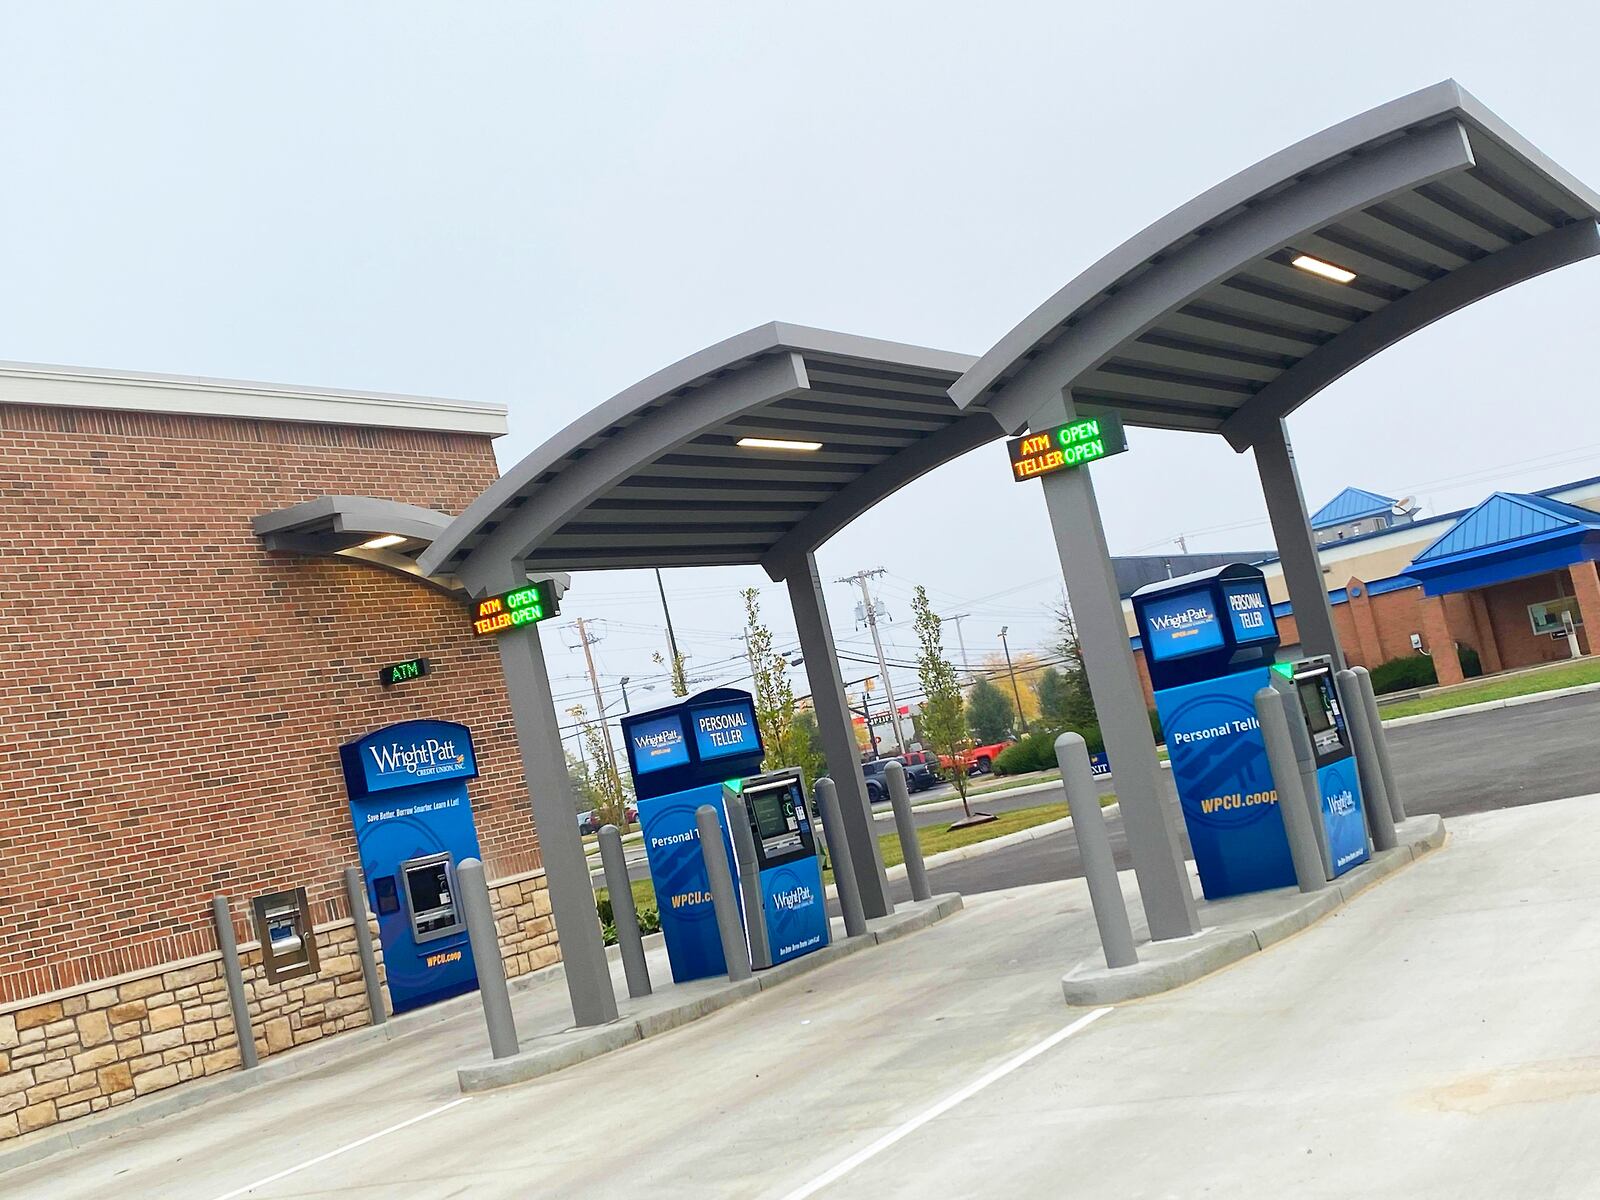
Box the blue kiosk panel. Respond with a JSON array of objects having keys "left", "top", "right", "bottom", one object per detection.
[
  {"left": 1135, "top": 565, "right": 1295, "bottom": 900},
  {"left": 624, "top": 689, "right": 766, "bottom": 984},
  {"left": 340, "top": 721, "right": 482, "bottom": 1013}
]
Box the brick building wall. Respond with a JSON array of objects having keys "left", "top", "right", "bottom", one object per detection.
[{"left": 0, "top": 401, "right": 563, "bottom": 1142}]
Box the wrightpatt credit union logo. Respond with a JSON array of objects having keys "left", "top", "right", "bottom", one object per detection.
[{"left": 367, "top": 738, "right": 467, "bottom": 780}]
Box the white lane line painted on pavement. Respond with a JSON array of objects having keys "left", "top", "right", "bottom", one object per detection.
[
  {"left": 208, "top": 1096, "right": 472, "bottom": 1200},
  {"left": 778, "top": 1006, "right": 1113, "bottom": 1200}
]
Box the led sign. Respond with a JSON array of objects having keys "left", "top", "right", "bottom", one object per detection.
[
  {"left": 378, "top": 657, "right": 430, "bottom": 688},
  {"left": 629, "top": 713, "right": 690, "bottom": 775},
  {"left": 1007, "top": 413, "right": 1128, "bottom": 482},
  {"left": 471, "top": 579, "right": 559, "bottom": 637}
]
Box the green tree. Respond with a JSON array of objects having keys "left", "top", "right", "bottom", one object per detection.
[
  {"left": 741, "top": 588, "right": 808, "bottom": 773},
  {"left": 567, "top": 703, "right": 631, "bottom": 831},
  {"left": 966, "top": 678, "right": 1015, "bottom": 743},
  {"left": 1034, "top": 666, "right": 1070, "bottom": 730},
  {"left": 789, "top": 708, "right": 829, "bottom": 789},
  {"left": 910, "top": 585, "right": 972, "bottom": 812},
  {"left": 652, "top": 648, "right": 690, "bottom": 697},
  {"left": 1050, "top": 596, "right": 1097, "bottom": 727}
]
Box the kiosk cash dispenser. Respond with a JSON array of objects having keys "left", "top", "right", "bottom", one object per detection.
[
  {"left": 725, "top": 769, "right": 831, "bottom": 969},
  {"left": 1133, "top": 564, "right": 1367, "bottom": 899},
  {"left": 340, "top": 720, "right": 483, "bottom": 1013},
  {"left": 1273, "top": 656, "right": 1371, "bottom": 876}
]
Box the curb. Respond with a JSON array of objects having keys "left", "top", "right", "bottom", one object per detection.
[
  {"left": 1379, "top": 681, "right": 1600, "bottom": 729},
  {"left": 1060, "top": 814, "right": 1446, "bottom": 1006},
  {"left": 456, "top": 894, "right": 965, "bottom": 1093}
]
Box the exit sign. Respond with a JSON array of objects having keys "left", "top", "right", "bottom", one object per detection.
[
  {"left": 1006, "top": 412, "right": 1128, "bottom": 482},
  {"left": 471, "top": 579, "right": 560, "bottom": 637}
]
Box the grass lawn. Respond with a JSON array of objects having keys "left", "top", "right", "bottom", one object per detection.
[{"left": 1377, "top": 658, "right": 1600, "bottom": 720}]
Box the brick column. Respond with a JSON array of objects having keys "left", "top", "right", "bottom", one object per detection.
[
  {"left": 1467, "top": 591, "right": 1504, "bottom": 674},
  {"left": 1345, "top": 578, "right": 1382, "bottom": 667},
  {"left": 1419, "top": 594, "right": 1464, "bottom": 685},
  {"left": 1570, "top": 560, "right": 1600, "bottom": 656}
]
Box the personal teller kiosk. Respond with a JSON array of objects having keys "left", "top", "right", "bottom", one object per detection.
[
  {"left": 1133, "top": 563, "right": 1368, "bottom": 899},
  {"left": 340, "top": 720, "right": 483, "bottom": 1013},
  {"left": 622, "top": 689, "right": 829, "bottom": 982}
]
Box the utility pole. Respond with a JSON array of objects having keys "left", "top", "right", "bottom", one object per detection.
[
  {"left": 998, "top": 625, "right": 1028, "bottom": 736},
  {"left": 947, "top": 612, "right": 972, "bottom": 683},
  {"left": 655, "top": 568, "right": 686, "bottom": 694},
  {"left": 571, "top": 617, "right": 622, "bottom": 788},
  {"left": 839, "top": 568, "right": 906, "bottom": 755}
]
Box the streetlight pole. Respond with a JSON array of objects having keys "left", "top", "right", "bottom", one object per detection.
[
  {"left": 999, "top": 626, "right": 1028, "bottom": 736},
  {"left": 619, "top": 675, "right": 631, "bottom": 713}
]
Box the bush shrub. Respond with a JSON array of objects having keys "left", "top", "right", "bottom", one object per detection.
[
  {"left": 1369, "top": 653, "right": 1438, "bottom": 694},
  {"left": 1459, "top": 643, "right": 1484, "bottom": 679},
  {"left": 596, "top": 894, "right": 661, "bottom": 947},
  {"left": 993, "top": 725, "right": 1104, "bottom": 775}
]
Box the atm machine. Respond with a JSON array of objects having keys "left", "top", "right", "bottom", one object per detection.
[
  {"left": 340, "top": 720, "right": 482, "bottom": 1013},
  {"left": 724, "top": 769, "right": 830, "bottom": 969},
  {"left": 1273, "top": 656, "right": 1370, "bottom": 876},
  {"left": 1133, "top": 563, "right": 1368, "bottom": 899}
]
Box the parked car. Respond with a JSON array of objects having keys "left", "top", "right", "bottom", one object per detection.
[
  {"left": 577, "top": 810, "right": 601, "bottom": 835},
  {"left": 964, "top": 741, "right": 1014, "bottom": 775},
  {"left": 859, "top": 754, "right": 938, "bottom": 802},
  {"left": 898, "top": 749, "right": 942, "bottom": 790}
]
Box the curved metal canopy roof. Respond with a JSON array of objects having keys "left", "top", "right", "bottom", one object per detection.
[
  {"left": 419, "top": 323, "right": 992, "bottom": 590},
  {"left": 950, "top": 80, "right": 1600, "bottom": 448}
]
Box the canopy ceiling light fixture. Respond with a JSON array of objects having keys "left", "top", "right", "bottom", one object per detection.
[
  {"left": 1290, "top": 253, "right": 1357, "bottom": 284},
  {"left": 357, "top": 534, "right": 409, "bottom": 550},
  {"left": 735, "top": 436, "right": 823, "bottom": 452}
]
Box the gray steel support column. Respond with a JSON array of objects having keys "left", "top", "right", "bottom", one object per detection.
[
  {"left": 1252, "top": 420, "right": 1344, "bottom": 668},
  {"left": 696, "top": 805, "right": 751, "bottom": 981},
  {"left": 343, "top": 867, "right": 387, "bottom": 1026},
  {"left": 885, "top": 762, "right": 931, "bottom": 903},
  {"left": 785, "top": 552, "right": 891, "bottom": 918},
  {"left": 1353, "top": 666, "right": 1406, "bottom": 822},
  {"left": 816, "top": 777, "right": 867, "bottom": 937},
  {"left": 1255, "top": 690, "right": 1329, "bottom": 893},
  {"left": 1033, "top": 392, "right": 1199, "bottom": 941},
  {"left": 494, "top": 614, "right": 619, "bottom": 1027},
  {"left": 1336, "top": 669, "right": 1398, "bottom": 852},
  {"left": 1055, "top": 733, "right": 1136, "bottom": 968},
  {"left": 210, "top": 896, "right": 258, "bottom": 1070},
  {"left": 458, "top": 858, "right": 520, "bottom": 1060},
  {"left": 599, "top": 825, "right": 652, "bottom": 998}
]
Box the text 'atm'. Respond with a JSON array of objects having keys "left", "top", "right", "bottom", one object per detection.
[{"left": 340, "top": 720, "right": 482, "bottom": 1013}]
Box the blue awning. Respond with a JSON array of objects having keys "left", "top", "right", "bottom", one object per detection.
[{"left": 1407, "top": 492, "right": 1600, "bottom": 596}]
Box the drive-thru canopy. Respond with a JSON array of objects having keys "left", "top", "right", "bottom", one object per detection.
[{"left": 430, "top": 80, "right": 1600, "bottom": 1026}]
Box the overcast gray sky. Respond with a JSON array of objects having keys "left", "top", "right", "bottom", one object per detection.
[{"left": 5, "top": 2, "right": 1599, "bottom": 734}]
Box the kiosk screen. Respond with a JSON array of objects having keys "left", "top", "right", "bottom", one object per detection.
[
  {"left": 402, "top": 855, "right": 462, "bottom": 941},
  {"left": 1297, "top": 677, "right": 1343, "bottom": 755},
  {"left": 744, "top": 779, "right": 804, "bottom": 858}
]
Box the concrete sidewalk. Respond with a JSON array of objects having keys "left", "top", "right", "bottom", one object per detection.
[{"left": 14, "top": 794, "right": 1600, "bottom": 1199}]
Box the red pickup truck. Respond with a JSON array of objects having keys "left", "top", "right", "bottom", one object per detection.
[{"left": 938, "top": 741, "right": 1014, "bottom": 776}]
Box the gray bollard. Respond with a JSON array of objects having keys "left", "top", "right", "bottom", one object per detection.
[
  {"left": 1254, "top": 690, "right": 1329, "bottom": 893},
  {"left": 1336, "top": 669, "right": 1398, "bottom": 852},
  {"left": 815, "top": 778, "right": 867, "bottom": 938},
  {"left": 695, "top": 805, "right": 751, "bottom": 981},
  {"left": 598, "top": 825, "right": 651, "bottom": 999},
  {"left": 884, "top": 762, "right": 931, "bottom": 903},
  {"left": 1055, "top": 733, "right": 1137, "bottom": 968},
  {"left": 1353, "top": 665, "right": 1406, "bottom": 823},
  {"left": 457, "top": 858, "right": 520, "bottom": 1060},
  {"left": 343, "top": 867, "right": 387, "bottom": 1026},
  {"left": 210, "top": 895, "right": 258, "bottom": 1069}
]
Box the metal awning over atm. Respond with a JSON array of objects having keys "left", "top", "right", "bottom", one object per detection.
[
  {"left": 950, "top": 80, "right": 1600, "bottom": 450},
  {"left": 417, "top": 324, "right": 993, "bottom": 590}
]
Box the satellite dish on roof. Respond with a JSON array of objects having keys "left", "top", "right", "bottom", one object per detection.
[{"left": 1392, "top": 495, "right": 1417, "bottom": 516}]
